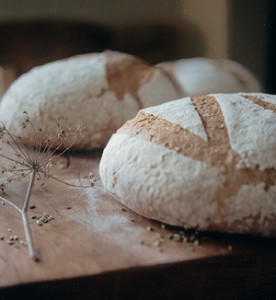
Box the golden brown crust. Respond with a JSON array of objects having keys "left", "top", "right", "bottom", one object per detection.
[
  {"left": 118, "top": 96, "right": 239, "bottom": 169},
  {"left": 105, "top": 51, "right": 150, "bottom": 108},
  {"left": 241, "top": 94, "right": 276, "bottom": 112},
  {"left": 118, "top": 95, "right": 276, "bottom": 202}
]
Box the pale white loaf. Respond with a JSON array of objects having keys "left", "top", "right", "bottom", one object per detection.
[
  {"left": 0, "top": 51, "right": 181, "bottom": 149},
  {"left": 100, "top": 93, "right": 276, "bottom": 236},
  {"left": 158, "top": 58, "right": 261, "bottom": 96}
]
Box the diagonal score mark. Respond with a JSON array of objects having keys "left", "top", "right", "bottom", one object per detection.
[
  {"left": 117, "top": 111, "right": 218, "bottom": 167},
  {"left": 191, "top": 95, "right": 275, "bottom": 202},
  {"left": 241, "top": 94, "right": 276, "bottom": 112},
  {"left": 190, "top": 95, "right": 240, "bottom": 168},
  {"left": 118, "top": 95, "right": 275, "bottom": 206},
  {"left": 105, "top": 51, "right": 150, "bottom": 109}
]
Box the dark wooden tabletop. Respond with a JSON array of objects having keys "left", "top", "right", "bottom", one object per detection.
[{"left": 0, "top": 153, "right": 275, "bottom": 300}]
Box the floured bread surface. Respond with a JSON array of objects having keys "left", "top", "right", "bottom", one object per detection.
[
  {"left": 0, "top": 51, "right": 181, "bottom": 149},
  {"left": 158, "top": 58, "right": 261, "bottom": 96},
  {"left": 100, "top": 93, "right": 276, "bottom": 236}
]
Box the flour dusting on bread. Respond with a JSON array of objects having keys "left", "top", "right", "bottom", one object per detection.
[
  {"left": 100, "top": 93, "right": 276, "bottom": 236},
  {"left": 0, "top": 51, "right": 181, "bottom": 149}
]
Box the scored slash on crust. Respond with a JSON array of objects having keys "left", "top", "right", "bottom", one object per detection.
[
  {"left": 241, "top": 94, "right": 276, "bottom": 112},
  {"left": 105, "top": 52, "right": 150, "bottom": 109},
  {"left": 118, "top": 95, "right": 276, "bottom": 204}
]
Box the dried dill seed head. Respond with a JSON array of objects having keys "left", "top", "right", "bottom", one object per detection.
[
  {"left": 0, "top": 112, "right": 88, "bottom": 261},
  {"left": 0, "top": 112, "right": 84, "bottom": 188}
]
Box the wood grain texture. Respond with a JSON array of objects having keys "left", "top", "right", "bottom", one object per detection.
[{"left": 0, "top": 153, "right": 275, "bottom": 299}]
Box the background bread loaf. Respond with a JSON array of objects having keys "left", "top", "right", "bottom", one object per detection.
[
  {"left": 100, "top": 93, "right": 276, "bottom": 236},
  {"left": 0, "top": 50, "right": 181, "bottom": 149},
  {"left": 158, "top": 58, "right": 261, "bottom": 96}
]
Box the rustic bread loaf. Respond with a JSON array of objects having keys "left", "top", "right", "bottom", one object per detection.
[
  {"left": 0, "top": 51, "right": 181, "bottom": 149},
  {"left": 158, "top": 58, "right": 261, "bottom": 96},
  {"left": 100, "top": 93, "right": 276, "bottom": 236}
]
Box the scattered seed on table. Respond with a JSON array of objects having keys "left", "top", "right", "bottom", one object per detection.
[
  {"left": 154, "top": 240, "right": 162, "bottom": 247},
  {"left": 146, "top": 226, "right": 153, "bottom": 232},
  {"left": 183, "top": 237, "right": 188, "bottom": 243},
  {"left": 36, "top": 213, "right": 54, "bottom": 226},
  {"left": 20, "top": 240, "right": 27, "bottom": 247},
  {"left": 194, "top": 240, "right": 199, "bottom": 246}
]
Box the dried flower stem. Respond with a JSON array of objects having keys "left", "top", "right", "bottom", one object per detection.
[
  {"left": 0, "top": 195, "right": 21, "bottom": 213},
  {"left": 0, "top": 169, "right": 39, "bottom": 261},
  {"left": 22, "top": 169, "right": 39, "bottom": 261},
  {"left": 0, "top": 112, "right": 91, "bottom": 261}
]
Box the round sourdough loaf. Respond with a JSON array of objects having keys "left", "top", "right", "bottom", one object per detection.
[
  {"left": 0, "top": 51, "right": 181, "bottom": 149},
  {"left": 158, "top": 58, "right": 261, "bottom": 96},
  {"left": 100, "top": 93, "right": 276, "bottom": 236}
]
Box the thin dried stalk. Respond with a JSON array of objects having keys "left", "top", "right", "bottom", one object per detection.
[
  {"left": 0, "top": 195, "right": 21, "bottom": 213},
  {"left": 0, "top": 170, "right": 39, "bottom": 261},
  {"left": 21, "top": 169, "right": 39, "bottom": 261},
  {"left": 0, "top": 113, "right": 92, "bottom": 261}
]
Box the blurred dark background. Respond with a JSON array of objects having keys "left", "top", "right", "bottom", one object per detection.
[
  {"left": 0, "top": 0, "right": 275, "bottom": 93},
  {"left": 230, "top": 0, "right": 276, "bottom": 93}
]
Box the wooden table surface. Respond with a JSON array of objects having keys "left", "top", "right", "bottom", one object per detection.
[{"left": 0, "top": 153, "right": 275, "bottom": 300}]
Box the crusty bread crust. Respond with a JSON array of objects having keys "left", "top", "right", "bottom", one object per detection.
[
  {"left": 100, "top": 93, "right": 276, "bottom": 236},
  {"left": 158, "top": 58, "right": 261, "bottom": 96},
  {"left": 0, "top": 51, "right": 181, "bottom": 149}
]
